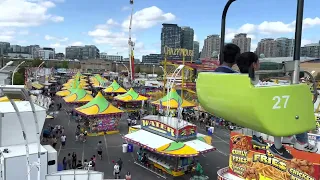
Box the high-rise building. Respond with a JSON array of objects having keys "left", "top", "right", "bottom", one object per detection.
[
  {"left": 28, "top": 45, "right": 40, "bottom": 59},
  {"left": 161, "top": 23, "right": 182, "bottom": 54},
  {"left": 0, "top": 42, "right": 10, "bottom": 55},
  {"left": 55, "top": 53, "right": 65, "bottom": 60},
  {"left": 65, "top": 45, "right": 100, "bottom": 60},
  {"left": 255, "top": 38, "right": 278, "bottom": 57},
  {"left": 232, "top": 33, "right": 251, "bottom": 53},
  {"left": 10, "top": 45, "right": 21, "bottom": 53},
  {"left": 193, "top": 41, "right": 200, "bottom": 60},
  {"left": 275, "top": 37, "right": 294, "bottom": 57},
  {"left": 301, "top": 41, "right": 320, "bottom": 58},
  {"left": 142, "top": 54, "right": 163, "bottom": 63},
  {"left": 66, "top": 46, "right": 82, "bottom": 59},
  {"left": 200, "top": 35, "right": 220, "bottom": 58},
  {"left": 100, "top": 53, "right": 123, "bottom": 61},
  {"left": 38, "top": 47, "right": 55, "bottom": 60},
  {"left": 181, "top": 27, "right": 194, "bottom": 51}
]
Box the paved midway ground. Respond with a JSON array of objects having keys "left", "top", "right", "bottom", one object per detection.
[{"left": 43, "top": 97, "right": 231, "bottom": 180}]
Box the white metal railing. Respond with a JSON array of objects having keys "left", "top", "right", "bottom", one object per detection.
[{"left": 45, "top": 170, "right": 104, "bottom": 180}]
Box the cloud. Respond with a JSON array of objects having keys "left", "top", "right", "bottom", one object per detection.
[
  {"left": 95, "top": 18, "right": 119, "bottom": 29},
  {"left": 70, "top": 41, "right": 83, "bottom": 46},
  {"left": 121, "top": 6, "right": 130, "bottom": 11},
  {"left": 18, "top": 30, "right": 29, "bottom": 35},
  {"left": 226, "top": 17, "right": 320, "bottom": 41},
  {"left": 194, "top": 34, "right": 198, "bottom": 41},
  {"left": 121, "top": 6, "right": 176, "bottom": 31},
  {"left": 224, "top": 17, "right": 320, "bottom": 52},
  {"left": 45, "top": 35, "right": 68, "bottom": 42},
  {"left": 88, "top": 6, "right": 175, "bottom": 59},
  {"left": 50, "top": 16, "right": 64, "bottom": 22},
  {"left": 301, "top": 39, "right": 313, "bottom": 46},
  {"left": 0, "top": 0, "right": 64, "bottom": 27}
]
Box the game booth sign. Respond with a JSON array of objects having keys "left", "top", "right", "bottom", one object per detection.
[
  {"left": 218, "top": 131, "right": 320, "bottom": 180},
  {"left": 141, "top": 117, "right": 197, "bottom": 141}
]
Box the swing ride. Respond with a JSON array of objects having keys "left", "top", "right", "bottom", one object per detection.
[{"left": 196, "top": 0, "right": 320, "bottom": 179}]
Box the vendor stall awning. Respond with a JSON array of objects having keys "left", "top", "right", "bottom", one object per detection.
[
  {"left": 184, "top": 139, "right": 215, "bottom": 154},
  {"left": 114, "top": 88, "right": 148, "bottom": 102},
  {"left": 124, "top": 129, "right": 173, "bottom": 150},
  {"left": 152, "top": 89, "right": 195, "bottom": 109},
  {"left": 156, "top": 142, "right": 199, "bottom": 157},
  {"left": 63, "top": 88, "right": 93, "bottom": 103},
  {"left": 75, "top": 92, "right": 123, "bottom": 116},
  {"left": 124, "top": 129, "right": 215, "bottom": 157},
  {"left": 103, "top": 80, "right": 127, "bottom": 93}
]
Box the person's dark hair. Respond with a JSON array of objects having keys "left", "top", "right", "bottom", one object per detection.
[
  {"left": 223, "top": 43, "right": 241, "bottom": 64},
  {"left": 236, "top": 52, "right": 259, "bottom": 73}
]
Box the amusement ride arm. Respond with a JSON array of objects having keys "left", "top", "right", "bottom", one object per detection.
[
  {"left": 8, "top": 99, "right": 32, "bottom": 180},
  {"left": 26, "top": 95, "right": 42, "bottom": 180}
]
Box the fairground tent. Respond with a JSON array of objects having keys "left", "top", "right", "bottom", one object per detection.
[
  {"left": 103, "top": 80, "right": 127, "bottom": 93},
  {"left": 75, "top": 92, "right": 123, "bottom": 116},
  {"left": 57, "top": 80, "right": 80, "bottom": 97},
  {"left": 90, "top": 74, "right": 108, "bottom": 88},
  {"left": 151, "top": 88, "right": 195, "bottom": 109},
  {"left": 114, "top": 88, "right": 148, "bottom": 102},
  {"left": 63, "top": 88, "right": 93, "bottom": 103},
  {"left": 72, "top": 72, "right": 87, "bottom": 79}
]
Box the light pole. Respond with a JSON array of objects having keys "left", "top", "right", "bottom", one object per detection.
[
  {"left": 152, "top": 65, "right": 155, "bottom": 77},
  {"left": 35, "top": 61, "right": 45, "bottom": 81},
  {"left": 122, "top": 63, "right": 130, "bottom": 78},
  {"left": 0, "top": 61, "right": 13, "bottom": 72},
  {"left": 11, "top": 61, "right": 25, "bottom": 85},
  {"left": 159, "top": 66, "right": 167, "bottom": 76}
]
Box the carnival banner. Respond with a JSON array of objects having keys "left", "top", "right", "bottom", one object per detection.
[{"left": 229, "top": 132, "right": 320, "bottom": 180}]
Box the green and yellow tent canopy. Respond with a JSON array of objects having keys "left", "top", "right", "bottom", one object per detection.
[
  {"left": 114, "top": 88, "right": 148, "bottom": 102},
  {"left": 103, "top": 80, "right": 127, "bottom": 93},
  {"left": 62, "top": 84, "right": 88, "bottom": 90},
  {"left": 156, "top": 142, "right": 199, "bottom": 157},
  {"left": 151, "top": 89, "right": 195, "bottom": 109},
  {"left": 90, "top": 74, "right": 108, "bottom": 87},
  {"left": 57, "top": 80, "right": 80, "bottom": 97},
  {"left": 75, "top": 92, "right": 123, "bottom": 116},
  {"left": 56, "top": 88, "right": 92, "bottom": 97},
  {"left": 72, "top": 72, "right": 87, "bottom": 79},
  {"left": 63, "top": 88, "right": 93, "bottom": 103}
]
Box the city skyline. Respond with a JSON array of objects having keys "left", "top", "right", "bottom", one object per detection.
[{"left": 0, "top": 0, "right": 320, "bottom": 60}]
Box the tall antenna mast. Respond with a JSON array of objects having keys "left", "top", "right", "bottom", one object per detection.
[{"left": 128, "top": 0, "right": 135, "bottom": 81}]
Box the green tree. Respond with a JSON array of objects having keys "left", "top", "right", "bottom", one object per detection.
[
  {"left": 13, "top": 72, "right": 25, "bottom": 85},
  {"left": 61, "top": 61, "right": 69, "bottom": 69},
  {"left": 32, "top": 58, "right": 44, "bottom": 67}
]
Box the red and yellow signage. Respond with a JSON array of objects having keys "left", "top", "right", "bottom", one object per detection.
[
  {"left": 229, "top": 132, "right": 320, "bottom": 180},
  {"left": 178, "top": 125, "right": 197, "bottom": 138}
]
